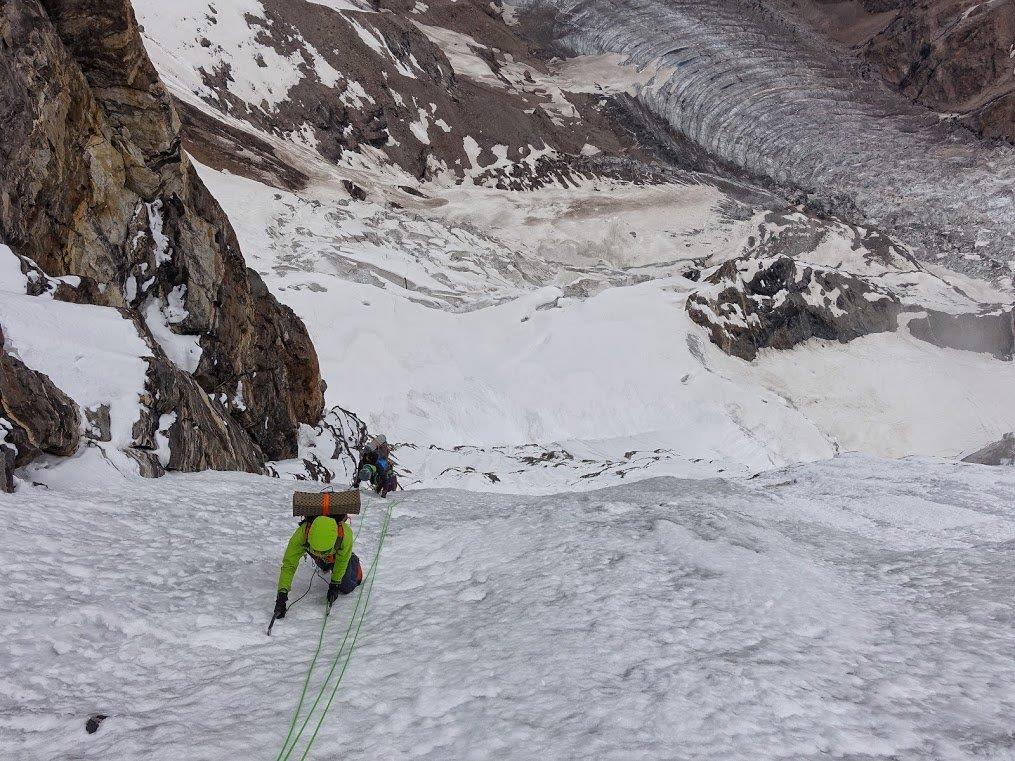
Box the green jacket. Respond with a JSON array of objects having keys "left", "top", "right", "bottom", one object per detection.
[{"left": 277, "top": 521, "right": 354, "bottom": 592}]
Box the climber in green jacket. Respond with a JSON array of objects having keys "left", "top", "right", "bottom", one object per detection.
[{"left": 273, "top": 515, "right": 363, "bottom": 620}]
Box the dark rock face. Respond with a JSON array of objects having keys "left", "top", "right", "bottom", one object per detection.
[
  {"left": 0, "top": 441, "right": 14, "bottom": 493},
  {"left": 864, "top": 1, "right": 1014, "bottom": 143},
  {"left": 687, "top": 256, "right": 903, "bottom": 360},
  {"left": 0, "top": 0, "right": 325, "bottom": 469},
  {"left": 140, "top": 354, "right": 265, "bottom": 475},
  {"left": 963, "top": 433, "right": 1015, "bottom": 466},
  {"left": 795, "top": 0, "right": 1015, "bottom": 143},
  {"left": 0, "top": 327, "right": 81, "bottom": 473},
  {"left": 908, "top": 307, "right": 1015, "bottom": 360}
]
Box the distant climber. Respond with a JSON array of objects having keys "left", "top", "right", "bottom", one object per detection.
[
  {"left": 273, "top": 515, "right": 363, "bottom": 620},
  {"left": 354, "top": 434, "right": 398, "bottom": 497}
]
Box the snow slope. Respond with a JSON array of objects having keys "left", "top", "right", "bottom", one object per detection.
[
  {"left": 192, "top": 164, "right": 1015, "bottom": 492},
  {"left": 3, "top": 455, "right": 1015, "bottom": 759}
]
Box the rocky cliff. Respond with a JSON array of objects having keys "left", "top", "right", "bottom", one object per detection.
[
  {"left": 790, "top": 0, "right": 1015, "bottom": 144},
  {"left": 0, "top": 0, "right": 328, "bottom": 488}
]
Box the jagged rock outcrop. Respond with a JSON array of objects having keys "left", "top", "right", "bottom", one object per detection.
[
  {"left": 0, "top": 0, "right": 325, "bottom": 471},
  {"left": 267, "top": 406, "right": 369, "bottom": 484},
  {"left": 687, "top": 256, "right": 903, "bottom": 361},
  {"left": 0, "top": 326, "right": 80, "bottom": 491},
  {"left": 130, "top": 337, "right": 267, "bottom": 478},
  {"left": 963, "top": 433, "right": 1015, "bottom": 466}
]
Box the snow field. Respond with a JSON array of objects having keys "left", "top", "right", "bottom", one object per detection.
[
  {"left": 193, "top": 164, "right": 1015, "bottom": 492},
  {"left": 2, "top": 455, "right": 1015, "bottom": 759}
]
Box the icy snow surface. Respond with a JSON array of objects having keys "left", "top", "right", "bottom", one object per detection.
[{"left": 2, "top": 456, "right": 1015, "bottom": 759}]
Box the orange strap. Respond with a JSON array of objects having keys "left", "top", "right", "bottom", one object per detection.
[{"left": 321, "top": 492, "right": 331, "bottom": 515}]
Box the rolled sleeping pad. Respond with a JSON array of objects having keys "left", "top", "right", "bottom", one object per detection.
[{"left": 293, "top": 489, "right": 361, "bottom": 517}]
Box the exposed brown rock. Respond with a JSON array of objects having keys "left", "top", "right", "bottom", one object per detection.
[
  {"left": 863, "top": 1, "right": 1015, "bottom": 142},
  {"left": 0, "top": 0, "right": 325, "bottom": 467},
  {"left": 173, "top": 97, "right": 309, "bottom": 192},
  {"left": 0, "top": 326, "right": 81, "bottom": 468},
  {"left": 788, "top": 0, "right": 1015, "bottom": 143}
]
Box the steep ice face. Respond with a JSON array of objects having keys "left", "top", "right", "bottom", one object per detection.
[{"left": 534, "top": 0, "right": 1015, "bottom": 276}]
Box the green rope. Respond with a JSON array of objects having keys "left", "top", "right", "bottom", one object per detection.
[
  {"left": 277, "top": 498, "right": 395, "bottom": 761},
  {"left": 296, "top": 501, "right": 394, "bottom": 761},
  {"left": 274, "top": 596, "right": 330, "bottom": 761},
  {"left": 277, "top": 553, "right": 373, "bottom": 761},
  {"left": 274, "top": 504, "right": 370, "bottom": 761},
  {"left": 279, "top": 500, "right": 394, "bottom": 761}
]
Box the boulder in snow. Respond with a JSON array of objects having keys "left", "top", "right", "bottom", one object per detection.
[{"left": 963, "top": 433, "right": 1015, "bottom": 466}]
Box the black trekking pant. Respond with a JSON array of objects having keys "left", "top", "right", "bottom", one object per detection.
[{"left": 335, "top": 553, "right": 363, "bottom": 595}]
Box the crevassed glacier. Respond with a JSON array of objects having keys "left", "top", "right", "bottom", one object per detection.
[{"left": 534, "top": 0, "right": 1015, "bottom": 275}]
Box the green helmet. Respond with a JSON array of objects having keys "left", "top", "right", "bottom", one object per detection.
[{"left": 308, "top": 516, "right": 338, "bottom": 553}]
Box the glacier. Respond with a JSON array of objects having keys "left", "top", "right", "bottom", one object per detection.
[{"left": 532, "top": 0, "right": 1015, "bottom": 276}]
